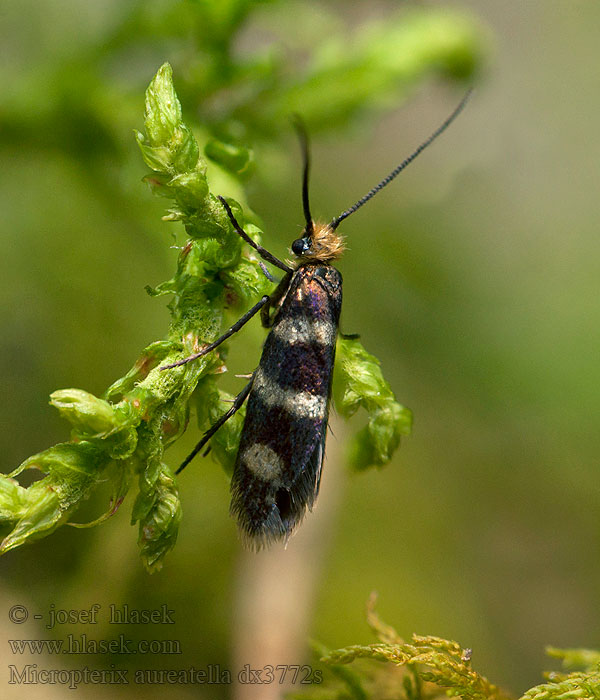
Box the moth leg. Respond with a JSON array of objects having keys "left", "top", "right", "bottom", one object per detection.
[
  {"left": 218, "top": 196, "right": 293, "bottom": 274},
  {"left": 260, "top": 272, "right": 292, "bottom": 328},
  {"left": 176, "top": 376, "right": 254, "bottom": 474},
  {"left": 258, "top": 261, "right": 277, "bottom": 283},
  {"left": 340, "top": 332, "right": 360, "bottom": 340},
  {"left": 161, "top": 296, "right": 270, "bottom": 370}
]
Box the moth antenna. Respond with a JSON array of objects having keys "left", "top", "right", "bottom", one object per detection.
[
  {"left": 329, "top": 88, "right": 473, "bottom": 231},
  {"left": 292, "top": 115, "right": 314, "bottom": 237}
]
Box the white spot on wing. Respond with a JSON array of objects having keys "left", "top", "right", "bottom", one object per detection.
[
  {"left": 243, "top": 443, "right": 284, "bottom": 481},
  {"left": 273, "top": 317, "right": 335, "bottom": 346},
  {"left": 253, "top": 368, "right": 326, "bottom": 419}
]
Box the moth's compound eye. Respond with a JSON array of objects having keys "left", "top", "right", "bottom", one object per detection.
[{"left": 292, "top": 237, "right": 311, "bottom": 256}]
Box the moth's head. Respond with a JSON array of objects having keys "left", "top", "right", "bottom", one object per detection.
[
  {"left": 291, "top": 91, "right": 471, "bottom": 265},
  {"left": 291, "top": 222, "right": 345, "bottom": 263}
]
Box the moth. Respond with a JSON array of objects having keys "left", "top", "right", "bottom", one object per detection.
[{"left": 162, "top": 91, "right": 471, "bottom": 548}]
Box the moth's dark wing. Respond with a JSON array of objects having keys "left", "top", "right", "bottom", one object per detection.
[
  {"left": 230, "top": 367, "right": 330, "bottom": 547},
  {"left": 230, "top": 265, "right": 342, "bottom": 548}
]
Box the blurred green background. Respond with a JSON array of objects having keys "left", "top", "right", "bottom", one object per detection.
[{"left": 1, "top": 1, "right": 600, "bottom": 698}]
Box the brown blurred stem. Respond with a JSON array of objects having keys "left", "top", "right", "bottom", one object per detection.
[{"left": 231, "top": 415, "right": 347, "bottom": 700}]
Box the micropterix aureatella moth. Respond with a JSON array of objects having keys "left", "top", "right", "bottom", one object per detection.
[{"left": 161, "top": 90, "right": 472, "bottom": 549}]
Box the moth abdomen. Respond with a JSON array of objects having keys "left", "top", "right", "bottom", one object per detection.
[{"left": 230, "top": 264, "right": 342, "bottom": 547}]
